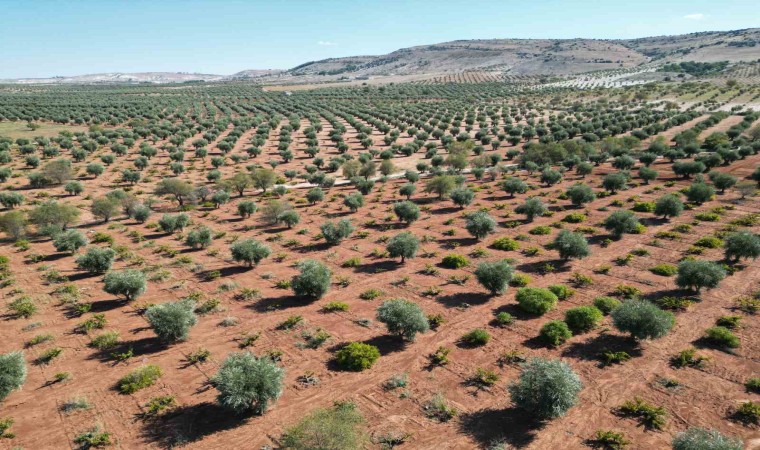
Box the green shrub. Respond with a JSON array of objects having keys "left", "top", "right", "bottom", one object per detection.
[
  {"left": 564, "top": 306, "right": 603, "bottom": 333},
  {"left": 509, "top": 358, "right": 582, "bottom": 419},
  {"left": 117, "top": 365, "right": 162, "bottom": 394},
  {"left": 322, "top": 301, "right": 349, "bottom": 312},
  {"left": 423, "top": 393, "right": 458, "bottom": 422},
  {"left": 461, "top": 328, "right": 490, "bottom": 346},
  {"left": 441, "top": 253, "right": 469, "bottom": 269},
  {"left": 73, "top": 426, "right": 112, "bottom": 448},
  {"left": 540, "top": 321, "right": 572, "bottom": 346},
  {"left": 593, "top": 296, "right": 621, "bottom": 315},
  {"left": 548, "top": 284, "right": 575, "bottom": 300},
  {"left": 619, "top": 397, "right": 666, "bottom": 430},
  {"left": 529, "top": 225, "right": 552, "bottom": 235},
  {"left": 694, "top": 236, "right": 723, "bottom": 249},
  {"left": 334, "top": 342, "right": 380, "bottom": 371},
  {"left": 212, "top": 351, "right": 284, "bottom": 414},
  {"left": 89, "top": 331, "right": 120, "bottom": 350},
  {"left": 491, "top": 237, "right": 519, "bottom": 251},
  {"left": 649, "top": 264, "right": 678, "bottom": 276},
  {"left": 516, "top": 288, "right": 558, "bottom": 315},
  {"left": 8, "top": 296, "right": 36, "bottom": 319},
  {"left": 734, "top": 401, "right": 760, "bottom": 424},
  {"left": 703, "top": 326, "right": 739, "bottom": 348},
  {"left": 494, "top": 311, "right": 514, "bottom": 327},
  {"left": 510, "top": 273, "right": 531, "bottom": 287}
]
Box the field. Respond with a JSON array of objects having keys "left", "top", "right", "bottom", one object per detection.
[{"left": 0, "top": 79, "right": 759, "bottom": 449}]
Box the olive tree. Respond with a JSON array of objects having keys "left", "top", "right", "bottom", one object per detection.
[
  {"left": 237, "top": 201, "right": 257, "bottom": 218},
  {"left": 553, "top": 229, "right": 590, "bottom": 261},
  {"left": 724, "top": 231, "right": 760, "bottom": 262},
  {"left": 393, "top": 201, "right": 420, "bottom": 225},
  {"left": 465, "top": 211, "right": 496, "bottom": 240},
  {"left": 212, "top": 351, "right": 284, "bottom": 415},
  {"left": 450, "top": 187, "right": 475, "bottom": 208},
  {"left": 685, "top": 180, "right": 715, "bottom": 205},
  {"left": 292, "top": 260, "right": 331, "bottom": 299},
  {"left": 676, "top": 260, "right": 725, "bottom": 292},
  {"left": 474, "top": 260, "right": 513, "bottom": 295},
  {"left": 376, "top": 298, "right": 429, "bottom": 341},
  {"left": 321, "top": 219, "right": 354, "bottom": 245},
  {"left": 103, "top": 269, "right": 147, "bottom": 301},
  {"left": 155, "top": 178, "right": 193, "bottom": 206},
  {"left": 672, "top": 428, "right": 743, "bottom": 450},
  {"left": 603, "top": 210, "right": 640, "bottom": 238},
  {"left": 386, "top": 232, "right": 419, "bottom": 263},
  {"left": 611, "top": 299, "right": 674, "bottom": 340},
  {"left": 501, "top": 177, "right": 528, "bottom": 197},
  {"left": 185, "top": 226, "right": 213, "bottom": 249},
  {"left": 53, "top": 229, "right": 88, "bottom": 253},
  {"left": 566, "top": 184, "right": 596, "bottom": 206},
  {"left": 654, "top": 194, "right": 683, "bottom": 219},
  {"left": 0, "top": 351, "right": 27, "bottom": 402},
  {"left": 708, "top": 171, "right": 737, "bottom": 194},
  {"left": 281, "top": 402, "right": 368, "bottom": 450},
  {"left": 230, "top": 239, "right": 270, "bottom": 267},
  {"left": 602, "top": 172, "right": 627, "bottom": 194},
  {"left": 508, "top": 358, "right": 582, "bottom": 419},
  {"left": 515, "top": 197, "right": 546, "bottom": 222},
  {"left": 75, "top": 247, "right": 116, "bottom": 273},
  {"left": 145, "top": 299, "right": 198, "bottom": 343},
  {"left": 343, "top": 192, "right": 364, "bottom": 212}
]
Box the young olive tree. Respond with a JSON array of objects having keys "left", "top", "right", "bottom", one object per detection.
[
  {"left": 0, "top": 351, "right": 27, "bottom": 402},
  {"left": 611, "top": 299, "right": 674, "bottom": 340},
  {"left": 508, "top": 358, "right": 582, "bottom": 419},
  {"left": 292, "top": 260, "right": 331, "bottom": 299},
  {"left": 146, "top": 299, "right": 198, "bottom": 343},
  {"left": 103, "top": 270, "right": 147, "bottom": 301},
  {"left": 212, "top": 352, "right": 284, "bottom": 415},
  {"left": 386, "top": 232, "right": 419, "bottom": 263},
  {"left": 376, "top": 298, "right": 429, "bottom": 341},
  {"left": 474, "top": 260, "right": 513, "bottom": 295},
  {"left": 552, "top": 230, "right": 590, "bottom": 261},
  {"left": 230, "top": 239, "right": 270, "bottom": 267}
]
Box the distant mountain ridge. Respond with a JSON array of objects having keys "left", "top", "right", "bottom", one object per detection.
[{"left": 3, "top": 28, "right": 758, "bottom": 84}]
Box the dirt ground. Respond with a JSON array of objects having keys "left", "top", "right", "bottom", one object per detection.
[{"left": 0, "top": 112, "right": 759, "bottom": 450}]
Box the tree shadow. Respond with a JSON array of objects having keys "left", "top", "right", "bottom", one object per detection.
[
  {"left": 515, "top": 259, "right": 571, "bottom": 275},
  {"left": 353, "top": 260, "right": 399, "bottom": 274},
  {"left": 430, "top": 206, "right": 462, "bottom": 215},
  {"left": 436, "top": 292, "right": 492, "bottom": 309},
  {"left": 197, "top": 265, "right": 250, "bottom": 281},
  {"left": 88, "top": 336, "right": 167, "bottom": 363},
  {"left": 362, "top": 334, "right": 408, "bottom": 356},
  {"left": 40, "top": 252, "right": 70, "bottom": 262},
  {"left": 561, "top": 333, "right": 642, "bottom": 364},
  {"left": 138, "top": 402, "right": 248, "bottom": 448},
  {"left": 89, "top": 298, "right": 127, "bottom": 313},
  {"left": 248, "top": 294, "right": 312, "bottom": 313},
  {"left": 67, "top": 271, "right": 102, "bottom": 282},
  {"left": 297, "top": 242, "right": 333, "bottom": 253},
  {"left": 438, "top": 237, "right": 478, "bottom": 248},
  {"left": 458, "top": 407, "right": 543, "bottom": 448}
]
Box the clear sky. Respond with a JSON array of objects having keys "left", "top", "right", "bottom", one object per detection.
[{"left": 0, "top": 0, "right": 757, "bottom": 78}]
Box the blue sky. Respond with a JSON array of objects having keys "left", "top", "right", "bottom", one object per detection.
[{"left": 0, "top": 0, "right": 757, "bottom": 78}]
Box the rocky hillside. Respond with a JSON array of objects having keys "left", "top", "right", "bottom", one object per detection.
[{"left": 287, "top": 28, "right": 760, "bottom": 77}]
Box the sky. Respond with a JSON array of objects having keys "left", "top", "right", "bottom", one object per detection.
[{"left": 0, "top": 0, "right": 757, "bottom": 78}]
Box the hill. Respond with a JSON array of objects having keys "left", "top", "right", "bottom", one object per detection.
[{"left": 2, "top": 28, "right": 758, "bottom": 84}]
